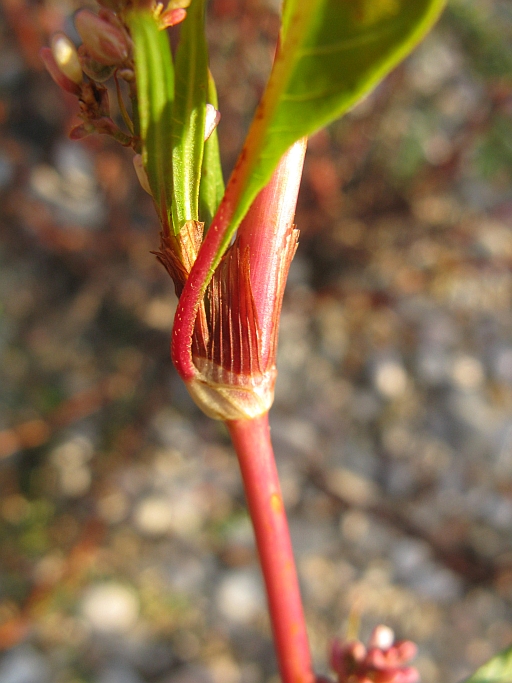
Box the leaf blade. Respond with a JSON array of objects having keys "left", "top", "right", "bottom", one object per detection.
[
  {"left": 209, "top": 0, "right": 447, "bottom": 275},
  {"left": 462, "top": 646, "right": 512, "bottom": 683},
  {"left": 199, "top": 71, "right": 224, "bottom": 230},
  {"left": 171, "top": 0, "right": 209, "bottom": 231},
  {"left": 127, "top": 10, "right": 174, "bottom": 231}
]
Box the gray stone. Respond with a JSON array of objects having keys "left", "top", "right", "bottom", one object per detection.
[{"left": 0, "top": 646, "right": 51, "bottom": 683}]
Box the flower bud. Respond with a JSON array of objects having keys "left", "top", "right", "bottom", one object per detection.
[
  {"left": 159, "top": 7, "right": 187, "bottom": 28},
  {"left": 40, "top": 46, "right": 81, "bottom": 95},
  {"left": 75, "top": 9, "right": 130, "bottom": 65},
  {"left": 51, "top": 33, "right": 82, "bottom": 85},
  {"left": 368, "top": 626, "right": 395, "bottom": 651},
  {"left": 204, "top": 104, "right": 221, "bottom": 142},
  {"left": 51, "top": 33, "right": 83, "bottom": 85}
]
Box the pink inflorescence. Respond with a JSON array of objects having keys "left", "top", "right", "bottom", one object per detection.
[{"left": 329, "top": 625, "right": 420, "bottom": 683}]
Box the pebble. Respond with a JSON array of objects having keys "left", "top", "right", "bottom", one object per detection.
[
  {"left": 289, "top": 519, "right": 338, "bottom": 558},
  {"left": 407, "top": 35, "right": 462, "bottom": 94},
  {"left": 208, "top": 655, "right": 241, "bottom": 683},
  {"left": 493, "top": 347, "right": 512, "bottom": 383},
  {"left": 98, "top": 491, "right": 130, "bottom": 524},
  {"left": 373, "top": 359, "right": 408, "bottom": 398},
  {"left": 152, "top": 410, "right": 197, "bottom": 454},
  {"left": 29, "top": 147, "right": 106, "bottom": 227},
  {"left": 50, "top": 435, "right": 94, "bottom": 497},
  {"left": 80, "top": 583, "right": 139, "bottom": 633},
  {"left": 417, "top": 347, "right": 451, "bottom": 385},
  {"left": 133, "top": 496, "right": 175, "bottom": 536},
  {"left": 270, "top": 417, "right": 318, "bottom": 454},
  {"left": 216, "top": 570, "right": 264, "bottom": 624},
  {"left": 410, "top": 563, "right": 462, "bottom": 602},
  {"left": 0, "top": 646, "right": 51, "bottom": 683},
  {"left": 451, "top": 355, "right": 485, "bottom": 390},
  {"left": 167, "top": 554, "right": 210, "bottom": 594},
  {"left": 392, "top": 540, "right": 462, "bottom": 601},
  {"left": 133, "top": 490, "right": 204, "bottom": 537}
]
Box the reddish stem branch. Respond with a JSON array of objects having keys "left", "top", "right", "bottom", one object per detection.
[
  {"left": 171, "top": 168, "right": 242, "bottom": 380},
  {"left": 227, "top": 414, "right": 314, "bottom": 683}
]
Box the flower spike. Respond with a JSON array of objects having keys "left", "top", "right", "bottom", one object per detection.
[{"left": 330, "top": 626, "right": 419, "bottom": 683}]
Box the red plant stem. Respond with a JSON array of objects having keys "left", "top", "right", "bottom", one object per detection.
[{"left": 227, "top": 414, "right": 314, "bottom": 683}]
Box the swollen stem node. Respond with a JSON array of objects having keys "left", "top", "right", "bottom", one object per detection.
[{"left": 172, "top": 139, "right": 307, "bottom": 422}]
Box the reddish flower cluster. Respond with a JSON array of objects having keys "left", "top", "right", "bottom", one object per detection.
[
  {"left": 329, "top": 626, "right": 419, "bottom": 683},
  {"left": 40, "top": 0, "right": 189, "bottom": 145}
]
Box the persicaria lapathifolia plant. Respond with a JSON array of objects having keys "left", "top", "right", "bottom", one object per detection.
[{"left": 40, "top": 1, "right": 476, "bottom": 682}]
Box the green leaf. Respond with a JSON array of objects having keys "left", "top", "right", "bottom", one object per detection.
[
  {"left": 171, "top": 0, "right": 209, "bottom": 232},
  {"left": 209, "top": 0, "right": 447, "bottom": 275},
  {"left": 127, "top": 10, "right": 174, "bottom": 231},
  {"left": 199, "top": 71, "right": 224, "bottom": 230},
  {"left": 462, "top": 645, "right": 512, "bottom": 683}
]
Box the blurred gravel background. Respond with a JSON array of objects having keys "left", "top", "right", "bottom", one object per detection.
[{"left": 1, "top": 1, "right": 512, "bottom": 682}]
